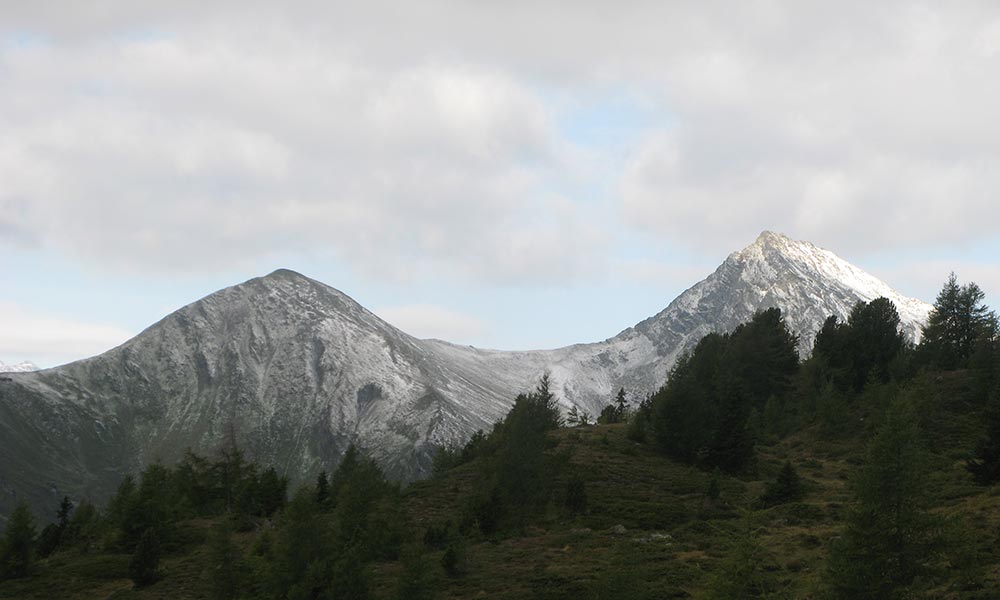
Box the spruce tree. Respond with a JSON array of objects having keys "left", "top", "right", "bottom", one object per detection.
[{"left": 0, "top": 502, "right": 37, "bottom": 580}]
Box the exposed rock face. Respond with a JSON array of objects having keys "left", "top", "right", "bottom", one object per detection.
[{"left": 0, "top": 232, "right": 931, "bottom": 520}]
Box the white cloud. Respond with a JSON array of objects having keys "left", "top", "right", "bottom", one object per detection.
[
  {"left": 2, "top": 1, "right": 1000, "bottom": 285},
  {"left": 0, "top": 303, "right": 135, "bottom": 368},
  {"left": 374, "top": 304, "right": 488, "bottom": 343}
]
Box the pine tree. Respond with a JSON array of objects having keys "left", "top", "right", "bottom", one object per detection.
[
  {"left": 0, "top": 502, "right": 37, "bottom": 580},
  {"left": 825, "top": 399, "right": 945, "bottom": 598},
  {"left": 129, "top": 527, "right": 161, "bottom": 587}
]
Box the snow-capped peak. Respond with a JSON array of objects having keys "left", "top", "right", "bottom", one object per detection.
[{"left": 729, "top": 231, "right": 932, "bottom": 333}]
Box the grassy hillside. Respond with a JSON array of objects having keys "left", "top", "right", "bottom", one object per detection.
[{"left": 3, "top": 370, "right": 999, "bottom": 599}]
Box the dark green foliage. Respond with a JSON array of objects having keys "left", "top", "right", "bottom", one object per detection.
[
  {"left": 128, "top": 527, "right": 161, "bottom": 587},
  {"left": 431, "top": 445, "right": 463, "bottom": 475},
  {"left": 266, "top": 487, "right": 332, "bottom": 598},
  {"left": 36, "top": 497, "right": 70, "bottom": 559},
  {"left": 626, "top": 393, "right": 653, "bottom": 442},
  {"left": 65, "top": 500, "right": 99, "bottom": 552},
  {"left": 825, "top": 399, "right": 946, "bottom": 598},
  {"left": 256, "top": 467, "right": 289, "bottom": 518},
  {"left": 566, "top": 404, "right": 593, "bottom": 426},
  {"left": 564, "top": 477, "right": 587, "bottom": 515},
  {"left": 598, "top": 388, "right": 629, "bottom": 424},
  {"left": 815, "top": 382, "right": 850, "bottom": 436},
  {"left": 422, "top": 522, "right": 451, "bottom": 550},
  {"left": 330, "top": 547, "right": 371, "bottom": 600},
  {"left": 812, "top": 298, "right": 906, "bottom": 393},
  {"left": 706, "top": 470, "right": 721, "bottom": 503},
  {"left": 0, "top": 502, "right": 37, "bottom": 580},
  {"left": 469, "top": 485, "right": 504, "bottom": 536},
  {"left": 36, "top": 524, "right": 61, "bottom": 559},
  {"left": 458, "top": 375, "right": 566, "bottom": 533},
  {"left": 651, "top": 308, "right": 799, "bottom": 472},
  {"left": 206, "top": 520, "right": 246, "bottom": 600},
  {"left": 704, "top": 512, "right": 786, "bottom": 599},
  {"left": 967, "top": 389, "right": 1000, "bottom": 485},
  {"left": 395, "top": 546, "right": 436, "bottom": 600},
  {"left": 597, "top": 404, "right": 618, "bottom": 425},
  {"left": 919, "top": 273, "right": 998, "bottom": 371},
  {"left": 441, "top": 540, "right": 467, "bottom": 579},
  {"left": 757, "top": 462, "right": 805, "bottom": 508},
  {"left": 316, "top": 470, "right": 330, "bottom": 508}
]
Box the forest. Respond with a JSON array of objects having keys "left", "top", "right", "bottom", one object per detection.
[{"left": 2, "top": 273, "right": 1000, "bottom": 599}]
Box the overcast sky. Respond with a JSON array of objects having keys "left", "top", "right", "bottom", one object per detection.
[{"left": 3, "top": 1, "right": 1000, "bottom": 367}]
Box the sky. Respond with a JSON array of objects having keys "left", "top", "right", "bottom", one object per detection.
[{"left": 2, "top": 1, "right": 1000, "bottom": 368}]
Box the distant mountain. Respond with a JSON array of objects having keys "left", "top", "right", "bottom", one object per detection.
[
  {"left": 0, "top": 232, "right": 932, "bottom": 519},
  {"left": 0, "top": 360, "right": 39, "bottom": 373}
]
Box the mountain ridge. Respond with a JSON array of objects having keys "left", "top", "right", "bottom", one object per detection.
[{"left": 0, "top": 231, "right": 933, "bottom": 520}]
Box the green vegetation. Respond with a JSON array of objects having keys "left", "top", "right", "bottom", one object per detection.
[{"left": 2, "top": 274, "right": 1000, "bottom": 598}]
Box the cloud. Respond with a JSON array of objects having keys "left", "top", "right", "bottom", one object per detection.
[
  {"left": 373, "top": 304, "right": 488, "bottom": 343},
  {"left": 2, "top": 1, "right": 1000, "bottom": 285},
  {"left": 0, "top": 27, "right": 601, "bottom": 284},
  {"left": 0, "top": 303, "right": 135, "bottom": 368}
]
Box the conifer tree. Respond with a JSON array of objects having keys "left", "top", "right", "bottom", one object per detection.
[
  {"left": 757, "top": 461, "right": 805, "bottom": 508},
  {"left": 207, "top": 520, "right": 246, "bottom": 600},
  {"left": 704, "top": 511, "right": 784, "bottom": 599},
  {"left": 129, "top": 527, "right": 161, "bottom": 587},
  {"left": 967, "top": 388, "right": 1000, "bottom": 485},
  {"left": 920, "top": 273, "right": 998, "bottom": 370},
  {"left": 256, "top": 467, "right": 288, "bottom": 518},
  {"left": 614, "top": 387, "right": 628, "bottom": 419},
  {"left": 826, "top": 399, "right": 945, "bottom": 598},
  {"left": 394, "top": 546, "right": 436, "bottom": 600},
  {"left": 0, "top": 502, "right": 37, "bottom": 580},
  {"left": 316, "top": 470, "right": 330, "bottom": 508}
]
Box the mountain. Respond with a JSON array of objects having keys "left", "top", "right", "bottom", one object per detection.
[
  {"left": 0, "top": 361, "right": 39, "bottom": 373},
  {"left": 0, "top": 232, "right": 932, "bottom": 520}
]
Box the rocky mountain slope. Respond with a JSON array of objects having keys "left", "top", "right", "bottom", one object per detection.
[{"left": 0, "top": 232, "right": 932, "bottom": 521}]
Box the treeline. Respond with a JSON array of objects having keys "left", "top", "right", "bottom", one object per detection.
[
  {"left": 631, "top": 273, "right": 1000, "bottom": 476},
  {"left": 0, "top": 447, "right": 289, "bottom": 585},
  {"left": 431, "top": 376, "right": 575, "bottom": 535},
  {"left": 628, "top": 272, "right": 1000, "bottom": 598}
]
